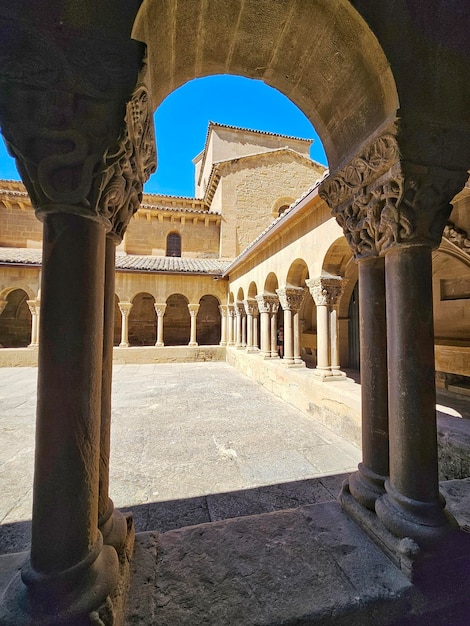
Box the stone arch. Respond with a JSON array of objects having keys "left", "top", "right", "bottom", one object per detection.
[
  {"left": 228, "top": 291, "right": 235, "bottom": 305},
  {"left": 263, "top": 272, "right": 279, "bottom": 295},
  {"left": 164, "top": 293, "right": 190, "bottom": 346},
  {"left": 113, "top": 294, "right": 121, "bottom": 347},
  {"left": 286, "top": 258, "right": 309, "bottom": 287},
  {"left": 197, "top": 294, "right": 221, "bottom": 345},
  {"left": 236, "top": 287, "right": 245, "bottom": 303},
  {"left": 247, "top": 281, "right": 258, "bottom": 298},
  {"left": 133, "top": 0, "right": 399, "bottom": 169},
  {"left": 272, "top": 196, "right": 295, "bottom": 218},
  {"left": 129, "top": 292, "right": 156, "bottom": 346},
  {"left": 0, "top": 288, "right": 31, "bottom": 347}
]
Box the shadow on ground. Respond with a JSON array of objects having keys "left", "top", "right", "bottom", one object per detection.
[{"left": 0, "top": 473, "right": 348, "bottom": 555}]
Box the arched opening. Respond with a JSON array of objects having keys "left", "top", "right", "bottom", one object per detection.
[
  {"left": 166, "top": 232, "right": 182, "bottom": 257},
  {"left": 164, "top": 293, "right": 190, "bottom": 346},
  {"left": 197, "top": 295, "right": 221, "bottom": 345},
  {"left": 0, "top": 289, "right": 31, "bottom": 347},
  {"left": 113, "top": 295, "right": 121, "bottom": 346},
  {"left": 133, "top": 0, "right": 399, "bottom": 171},
  {"left": 129, "top": 292, "right": 156, "bottom": 346},
  {"left": 348, "top": 281, "right": 360, "bottom": 372}
]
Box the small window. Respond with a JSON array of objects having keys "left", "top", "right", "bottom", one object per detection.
[
  {"left": 278, "top": 204, "right": 289, "bottom": 216},
  {"left": 166, "top": 232, "right": 181, "bottom": 257}
]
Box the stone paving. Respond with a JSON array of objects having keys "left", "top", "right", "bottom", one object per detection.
[{"left": 0, "top": 362, "right": 361, "bottom": 554}]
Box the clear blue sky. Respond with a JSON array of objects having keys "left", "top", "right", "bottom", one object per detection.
[{"left": 0, "top": 75, "right": 327, "bottom": 197}]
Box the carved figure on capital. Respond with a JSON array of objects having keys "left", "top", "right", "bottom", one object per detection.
[
  {"left": 276, "top": 287, "right": 307, "bottom": 312},
  {"left": 306, "top": 277, "right": 345, "bottom": 307},
  {"left": 319, "top": 125, "right": 468, "bottom": 260},
  {"left": 243, "top": 299, "right": 258, "bottom": 317},
  {"left": 255, "top": 294, "right": 279, "bottom": 315}
]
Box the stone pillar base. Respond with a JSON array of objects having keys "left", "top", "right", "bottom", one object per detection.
[
  {"left": 188, "top": 342, "right": 198, "bottom": 347},
  {"left": 313, "top": 368, "right": 347, "bottom": 381},
  {"left": 246, "top": 347, "right": 259, "bottom": 354},
  {"left": 155, "top": 341, "right": 164, "bottom": 347},
  {"left": 0, "top": 515, "right": 135, "bottom": 626},
  {"left": 340, "top": 480, "right": 470, "bottom": 582},
  {"left": 119, "top": 342, "right": 129, "bottom": 348}
]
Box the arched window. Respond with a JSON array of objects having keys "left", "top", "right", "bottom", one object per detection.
[
  {"left": 277, "top": 204, "right": 290, "bottom": 217},
  {"left": 166, "top": 232, "right": 181, "bottom": 257}
]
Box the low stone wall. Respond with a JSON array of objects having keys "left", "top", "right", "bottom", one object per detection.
[
  {"left": 0, "top": 347, "right": 38, "bottom": 367},
  {"left": 435, "top": 344, "right": 470, "bottom": 378},
  {"left": 225, "top": 347, "right": 362, "bottom": 447},
  {"left": 112, "top": 345, "right": 226, "bottom": 364}
]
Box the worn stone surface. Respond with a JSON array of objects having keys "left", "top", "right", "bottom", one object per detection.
[{"left": 125, "top": 502, "right": 412, "bottom": 626}]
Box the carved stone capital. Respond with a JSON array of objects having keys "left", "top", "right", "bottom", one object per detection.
[
  {"left": 26, "top": 299, "right": 40, "bottom": 316},
  {"left": 0, "top": 17, "right": 151, "bottom": 231},
  {"left": 101, "top": 59, "right": 156, "bottom": 243},
  {"left": 243, "top": 299, "right": 258, "bottom": 317},
  {"left": 219, "top": 305, "right": 229, "bottom": 318},
  {"left": 443, "top": 221, "right": 470, "bottom": 255},
  {"left": 276, "top": 287, "right": 307, "bottom": 312},
  {"left": 154, "top": 303, "right": 167, "bottom": 318},
  {"left": 188, "top": 304, "right": 200, "bottom": 317},
  {"left": 306, "top": 277, "right": 345, "bottom": 307},
  {"left": 255, "top": 294, "right": 279, "bottom": 314},
  {"left": 235, "top": 303, "right": 246, "bottom": 317},
  {"left": 319, "top": 124, "right": 468, "bottom": 259},
  {"left": 227, "top": 305, "right": 236, "bottom": 318},
  {"left": 118, "top": 302, "right": 132, "bottom": 316}
]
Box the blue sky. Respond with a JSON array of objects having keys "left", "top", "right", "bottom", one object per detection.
[{"left": 0, "top": 75, "right": 327, "bottom": 197}]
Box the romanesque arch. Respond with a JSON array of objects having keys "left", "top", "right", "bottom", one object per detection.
[
  {"left": 0, "top": 288, "right": 31, "bottom": 347},
  {"left": 133, "top": 0, "right": 399, "bottom": 169},
  {"left": 164, "top": 293, "right": 191, "bottom": 346},
  {"left": 129, "top": 292, "right": 156, "bottom": 346},
  {"left": 197, "top": 294, "right": 221, "bottom": 345}
]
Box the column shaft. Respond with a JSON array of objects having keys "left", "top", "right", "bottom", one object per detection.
[
  {"left": 376, "top": 246, "right": 457, "bottom": 545},
  {"left": 316, "top": 304, "right": 330, "bottom": 370},
  {"left": 348, "top": 257, "right": 389, "bottom": 510},
  {"left": 293, "top": 310, "right": 302, "bottom": 364},
  {"left": 260, "top": 311, "right": 270, "bottom": 357},
  {"left": 99, "top": 237, "right": 127, "bottom": 549},
  {"left": 25, "top": 213, "right": 118, "bottom": 602},
  {"left": 270, "top": 312, "right": 278, "bottom": 358},
  {"left": 283, "top": 308, "right": 294, "bottom": 364}
]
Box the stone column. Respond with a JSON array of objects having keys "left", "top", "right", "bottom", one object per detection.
[
  {"left": 255, "top": 295, "right": 271, "bottom": 358},
  {"left": 219, "top": 305, "right": 228, "bottom": 346},
  {"left": 235, "top": 303, "right": 244, "bottom": 348},
  {"left": 348, "top": 257, "right": 389, "bottom": 510},
  {"left": 21, "top": 212, "right": 120, "bottom": 613},
  {"left": 188, "top": 303, "right": 200, "bottom": 346},
  {"left": 244, "top": 299, "right": 258, "bottom": 352},
  {"left": 319, "top": 132, "right": 467, "bottom": 558},
  {"left": 118, "top": 302, "right": 133, "bottom": 347},
  {"left": 99, "top": 235, "right": 127, "bottom": 552},
  {"left": 27, "top": 299, "right": 40, "bottom": 348},
  {"left": 253, "top": 310, "right": 259, "bottom": 351},
  {"left": 241, "top": 311, "right": 247, "bottom": 348},
  {"left": 154, "top": 303, "right": 167, "bottom": 346},
  {"left": 306, "top": 277, "right": 346, "bottom": 380},
  {"left": 269, "top": 300, "right": 280, "bottom": 358},
  {"left": 376, "top": 245, "right": 458, "bottom": 547},
  {"left": 277, "top": 287, "right": 306, "bottom": 367},
  {"left": 227, "top": 306, "right": 235, "bottom": 346}
]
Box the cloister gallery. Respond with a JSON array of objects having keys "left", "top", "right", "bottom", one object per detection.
[{"left": 0, "top": 1, "right": 469, "bottom": 624}]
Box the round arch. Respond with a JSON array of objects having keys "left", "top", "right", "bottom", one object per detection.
[
  {"left": 129, "top": 292, "right": 156, "bottom": 346},
  {"left": 133, "top": 0, "right": 398, "bottom": 169},
  {"left": 286, "top": 258, "right": 309, "bottom": 287},
  {"left": 264, "top": 272, "right": 279, "bottom": 295},
  {"left": 197, "top": 294, "right": 221, "bottom": 345},
  {"left": 164, "top": 293, "right": 190, "bottom": 346},
  {"left": 248, "top": 281, "right": 258, "bottom": 298},
  {"left": 0, "top": 288, "right": 31, "bottom": 347},
  {"left": 236, "top": 287, "right": 245, "bottom": 303}
]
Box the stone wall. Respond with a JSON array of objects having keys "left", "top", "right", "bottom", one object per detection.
[{"left": 0, "top": 202, "right": 41, "bottom": 248}]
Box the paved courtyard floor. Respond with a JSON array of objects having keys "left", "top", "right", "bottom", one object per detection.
[{"left": 0, "top": 362, "right": 361, "bottom": 554}]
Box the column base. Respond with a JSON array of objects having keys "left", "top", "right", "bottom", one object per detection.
[
  {"left": 341, "top": 480, "right": 470, "bottom": 581},
  {"left": 348, "top": 463, "right": 387, "bottom": 511},
  {"left": 375, "top": 479, "right": 459, "bottom": 550},
  {"left": 188, "top": 342, "right": 198, "bottom": 347},
  {"left": 155, "top": 342, "right": 164, "bottom": 347},
  {"left": 99, "top": 498, "right": 128, "bottom": 554},
  {"left": 313, "top": 368, "right": 347, "bottom": 381},
  {"left": 246, "top": 347, "right": 259, "bottom": 353},
  {"left": 119, "top": 342, "right": 129, "bottom": 348},
  {"left": 1, "top": 516, "right": 135, "bottom": 626},
  {"left": 219, "top": 341, "right": 227, "bottom": 346}
]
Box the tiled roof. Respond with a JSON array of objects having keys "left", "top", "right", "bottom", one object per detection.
[
  {"left": 0, "top": 247, "right": 230, "bottom": 275},
  {"left": 115, "top": 254, "right": 230, "bottom": 274}
]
